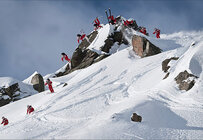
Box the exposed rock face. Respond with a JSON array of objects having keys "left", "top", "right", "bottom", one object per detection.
[
  {"left": 162, "top": 57, "right": 179, "bottom": 79},
  {"left": 101, "top": 31, "right": 128, "bottom": 53},
  {"left": 131, "top": 113, "right": 142, "bottom": 122},
  {"left": 175, "top": 70, "right": 198, "bottom": 91},
  {"left": 132, "top": 35, "right": 161, "bottom": 57},
  {"left": 63, "top": 49, "right": 100, "bottom": 75},
  {"left": 31, "top": 74, "right": 44, "bottom": 93},
  {"left": 162, "top": 57, "right": 179, "bottom": 72},
  {"left": 78, "top": 31, "right": 98, "bottom": 49},
  {"left": 0, "top": 83, "right": 20, "bottom": 107}
]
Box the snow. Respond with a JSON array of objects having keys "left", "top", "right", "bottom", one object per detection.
[{"left": 0, "top": 27, "right": 203, "bottom": 139}]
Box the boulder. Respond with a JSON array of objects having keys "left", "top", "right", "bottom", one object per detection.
[
  {"left": 0, "top": 83, "right": 19, "bottom": 107},
  {"left": 132, "top": 35, "right": 161, "bottom": 57},
  {"left": 31, "top": 74, "right": 44, "bottom": 93},
  {"left": 131, "top": 113, "right": 142, "bottom": 122},
  {"left": 175, "top": 70, "right": 198, "bottom": 91}
]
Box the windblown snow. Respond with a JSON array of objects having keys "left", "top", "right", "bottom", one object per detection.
[{"left": 0, "top": 23, "right": 203, "bottom": 139}]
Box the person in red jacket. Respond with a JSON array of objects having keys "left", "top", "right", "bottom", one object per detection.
[
  {"left": 108, "top": 15, "right": 116, "bottom": 24},
  {"left": 45, "top": 78, "right": 54, "bottom": 93},
  {"left": 77, "top": 33, "right": 89, "bottom": 44},
  {"left": 1, "top": 117, "right": 8, "bottom": 126},
  {"left": 153, "top": 28, "right": 160, "bottom": 38},
  {"left": 93, "top": 17, "right": 102, "bottom": 31},
  {"left": 139, "top": 27, "right": 147, "bottom": 35},
  {"left": 27, "top": 105, "right": 35, "bottom": 114},
  {"left": 124, "top": 19, "right": 133, "bottom": 27},
  {"left": 61, "top": 53, "right": 71, "bottom": 62}
]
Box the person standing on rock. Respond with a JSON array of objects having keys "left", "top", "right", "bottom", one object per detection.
[
  {"left": 1, "top": 117, "right": 8, "bottom": 126},
  {"left": 77, "top": 33, "right": 89, "bottom": 44},
  {"left": 153, "top": 28, "right": 160, "bottom": 38},
  {"left": 139, "top": 27, "right": 147, "bottom": 35},
  {"left": 27, "top": 105, "right": 35, "bottom": 114},
  {"left": 93, "top": 17, "right": 102, "bottom": 30},
  {"left": 45, "top": 78, "right": 54, "bottom": 93}
]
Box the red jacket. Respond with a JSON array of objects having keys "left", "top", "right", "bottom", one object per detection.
[
  {"left": 77, "top": 34, "right": 86, "bottom": 43},
  {"left": 124, "top": 20, "right": 133, "bottom": 26},
  {"left": 94, "top": 18, "right": 100, "bottom": 25},
  {"left": 108, "top": 15, "right": 116, "bottom": 24},
  {"left": 140, "top": 27, "right": 147, "bottom": 35},
  {"left": 45, "top": 80, "right": 52, "bottom": 87},
  {"left": 27, "top": 106, "right": 35, "bottom": 114},
  {"left": 1, "top": 118, "right": 8, "bottom": 126},
  {"left": 153, "top": 29, "right": 160, "bottom": 38},
  {"left": 61, "top": 55, "right": 70, "bottom": 62}
]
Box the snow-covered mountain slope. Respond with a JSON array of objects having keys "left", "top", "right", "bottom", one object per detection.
[{"left": 0, "top": 30, "right": 203, "bottom": 139}]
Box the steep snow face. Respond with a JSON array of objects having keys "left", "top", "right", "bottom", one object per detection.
[{"left": 0, "top": 30, "right": 203, "bottom": 139}]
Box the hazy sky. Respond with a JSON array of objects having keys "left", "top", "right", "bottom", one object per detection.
[{"left": 0, "top": 0, "right": 202, "bottom": 80}]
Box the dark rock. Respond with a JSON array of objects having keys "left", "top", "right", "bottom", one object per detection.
[
  {"left": 175, "top": 70, "right": 198, "bottom": 91},
  {"left": 31, "top": 74, "right": 45, "bottom": 93},
  {"left": 101, "top": 38, "right": 114, "bottom": 53},
  {"left": 78, "top": 31, "right": 98, "bottom": 50},
  {"left": 0, "top": 97, "right": 11, "bottom": 107},
  {"left": 0, "top": 83, "right": 20, "bottom": 107},
  {"left": 132, "top": 35, "right": 161, "bottom": 57},
  {"left": 162, "top": 57, "right": 179, "bottom": 73},
  {"left": 71, "top": 48, "right": 86, "bottom": 68},
  {"left": 131, "top": 113, "right": 142, "bottom": 122},
  {"left": 63, "top": 83, "right": 68, "bottom": 87},
  {"left": 163, "top": 72, "right": 170, "bottom": 80},
  {"left": 101, "top": 31, "right": 128, "bottom": 53}
]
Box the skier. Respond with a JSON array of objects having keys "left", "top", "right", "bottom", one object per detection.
[
  {"left": 45, "top": 78, "right": 54, "bottom": 93},
  {"left": 77, "top": 33, "right": 89, "bottom": 43},
  {"left": 61, "top": 53, "right": 71, "bottom": 62},
  {"left": 27, "top": 105, "right": 35, "bottom": 114},
  {"left": 1, "top": 117, "right": 8, "bottom": 126},
  {"left": 105, "top": 8, "right": 116, "bottom": 25},
  {"left": 124, "top": 19, "right": 133, "bottom": 27},
  {"left": 93, "top": 17, "right": 102, "bottom": 30},
  {"left": 139, "top": 27, "right": 147, "bottom": 35},
  {"left": 153, "top": 28, "right": 160, "bottom": 38}
]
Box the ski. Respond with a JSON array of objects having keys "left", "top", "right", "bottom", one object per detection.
[
  {"left": 105, "top": 10, "right": 110, "bottom": 24},
  {"left": 109, "top": 8, "right": 111, "bottom": 17}
]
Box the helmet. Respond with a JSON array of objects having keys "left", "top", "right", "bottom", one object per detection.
[
  {"left": 61, "top": 53, "right": 66, "bottom": 55},
  {"left": 77, "top": 34, "right": 81, "bottom": 37},
  {"left": 2, "top": 116, "right": 4, "bottom": 119}
]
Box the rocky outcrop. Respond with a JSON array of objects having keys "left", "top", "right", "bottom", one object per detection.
[
  {"left": 0, "top": 83, "right": 20, "bottom": 107},
  {"left": 131, "top": 113, "right": 142, "bottom": 122},
  {"left": 101, "top": 31, "right": 128, "bottom": 53},
  {"left": 78, "top": 31, "right": 98, "bottom": 50},
  {"left": 31, "top": 73, "right": 44, "bottom": 93},
  {"left": 162, "top": 57, "right": 179, "bottom": 72},
  {"left": 132, "top": 35, "right": 161, "bottom": 57},
  {"left": 162, "top": 57, "right": 179, "bottom": 79},
  {"left": 175, "top": 70, "right": 198, "bottom": 91}
]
